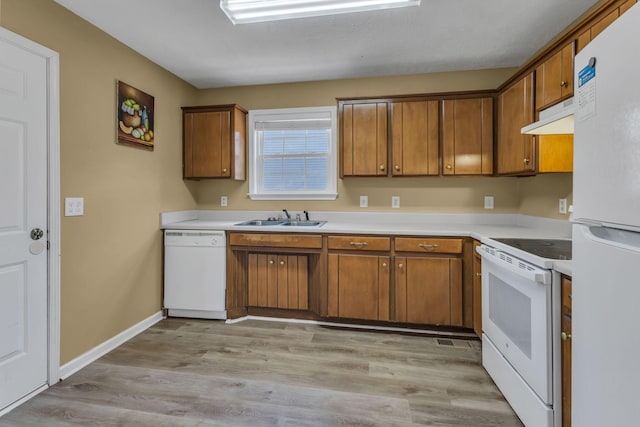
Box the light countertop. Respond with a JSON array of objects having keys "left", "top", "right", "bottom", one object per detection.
[{"left": 160, "top": 210, "right": 573, "bottom": 275}]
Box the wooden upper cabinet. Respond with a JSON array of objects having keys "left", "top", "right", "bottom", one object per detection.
[
  {"left": 391, "top": 100, "right": 439, "bottom": 176},
  {"left": 576, "top": 0, "right": 636, "bottom": 53},
  {"left": 340, "top": 101, "right": 388, "bottom": 177},
  {"left": 183, "top": 104, "right": 246, "bottom": 180},
  {"left": 442, "top": 97, "right": 493, "bottom": 175},
  {"left": 497, "top": 72, "right": 536, "bottom": 175},
  {"left": 535, "top": 43, "right": 574, "bottom": 111}
]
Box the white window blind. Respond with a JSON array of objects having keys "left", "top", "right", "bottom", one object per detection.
[{"left": 249, "top": 107, "right": 337, "bottom": 200}]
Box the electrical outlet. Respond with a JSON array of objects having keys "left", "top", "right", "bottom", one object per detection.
[
  {"left": 359, "top": 195, "right": 368, "bottom": 208},
  {"left": 220, "top": 196, "right": 228, "bottom": 207},
  {"left": 484, "top": 196, "right": 494, "bottom": 209},
  {"left": 559, "top": 198, "right": 567, "bottom": 214},
  {"left": 391, "top": 196, "right": 400, "bottom": 209},
  {"left": 64, "top": 197, "right": 84, "bottom": 216}
]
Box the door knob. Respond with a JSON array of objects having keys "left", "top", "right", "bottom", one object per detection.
[{"left": 31, "top": 228, "right": 44, "bottom": 240}]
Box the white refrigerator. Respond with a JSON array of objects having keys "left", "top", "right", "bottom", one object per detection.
[{"left": 572, "top": 3, "right": 640, "bottom": 426}]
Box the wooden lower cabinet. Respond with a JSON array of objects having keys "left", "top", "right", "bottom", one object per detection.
[
  {"left": 327, "top": 253, "right": 390, "bottom": 321},
  {"left": 247, "top": 253, "right": 309, "bottom": 310},
  {"left": 561, "top": 275, "right": 572, "bottom": 427},
  {"left": 395, "top": 256, "right": 462, "bottom": 326}
]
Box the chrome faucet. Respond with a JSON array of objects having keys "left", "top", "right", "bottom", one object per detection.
[
  {"left": 303, "top": 210, "right": 310, "bottom": 221},
  {"left": 282, "top": 209, "right": 291, "bottom": 219}
]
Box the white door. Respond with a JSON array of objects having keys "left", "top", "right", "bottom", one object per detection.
[{"left": 0, "top": 35, "right": 49, "bottom": 410}]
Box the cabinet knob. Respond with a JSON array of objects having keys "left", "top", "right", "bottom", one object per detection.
[
  {"left": 394, "top": 165, "right": 401, "bottom": 171},
  {"left": 476, "top": 272, "right": 482, "bottom": 277},
  {"left": 561, "top": 332, "right": 572, "bottom": 341},
  {"left": 523, "top": 158, "right": 530, "bottom": 164},
  {"left": 280, "top": 260, "right": 285, "bottom": 265},
  {"left": 382, "top": 262, "right": 388, "bottom": 268},
  {"left": 269, "top": 260, "right": 274, "bottom": 265},
  {"left": 560, "top": 81, "right": 568, "bottom": 88},
  {"left": 379, "top": 165, "right": 385, "bottom": 171},
  {"left": 223, "top": 168, "right": 228, "bottom": 173},
  {"left": 398, "top": 263, "right": 404, "bottom": 269},
  {"left": 446, "top": 164, "right": 452, "bottom": 170}
]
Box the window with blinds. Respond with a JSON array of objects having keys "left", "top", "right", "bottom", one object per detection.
[{"left": 249, "top": 107, "right": 337, "bottom": 200}]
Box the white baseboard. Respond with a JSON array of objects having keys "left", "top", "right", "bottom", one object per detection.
[{"left": 58, "top": 311, "right": 164, "bottom": 380}]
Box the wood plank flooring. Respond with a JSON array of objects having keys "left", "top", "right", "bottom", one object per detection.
[{"left": 0, "top": 318, "right": 523, "bottom": 426}]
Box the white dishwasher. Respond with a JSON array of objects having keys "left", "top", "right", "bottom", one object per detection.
[{"left": 164, "top": 230, "right": 226, "bottom": 319}]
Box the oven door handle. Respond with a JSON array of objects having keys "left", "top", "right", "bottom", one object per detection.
[{"left": 476, "top": 245, "right": 551, "bottom": 285}]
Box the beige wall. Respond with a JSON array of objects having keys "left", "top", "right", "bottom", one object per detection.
[
  {"left": 1, "top": 0, "right": 198, "bottom": 364},
  {"left": 517, "top": 173, "right": 573, "bottom": 219}
]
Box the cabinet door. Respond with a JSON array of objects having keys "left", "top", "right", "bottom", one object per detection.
[
  {"left": 391, "top": 100, "right": 439, "bottom": 176},
  {"left": 183, "top": 105, "right": 246, "bottom": 180},
  {"left": 341, "top": 102, "right": 387, "bottom": 176},
  {"left": 327, "top": 254, "right": 390, "bottom": 320},
  {"left": 247, "top": 254, "right": 308, "bottom": 310},
  {"left": 442, "top": 98, "right": 493, "bottom": 175},
  {"left": 395, "top": 256, "right": 462, "bottom": 326},
  {"left": 535, "top": 43, "right": 574, "bottom": 111},
  {"left": 497, "top": 73, "right": 536, "bottom": 175},
  {"left": 184, "top": 110, "right": 231, "bottom": 178}
]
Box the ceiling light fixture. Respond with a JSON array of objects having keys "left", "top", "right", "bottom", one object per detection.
[{"left": 220, "top": 0, "right": 421, "bottom": 25}]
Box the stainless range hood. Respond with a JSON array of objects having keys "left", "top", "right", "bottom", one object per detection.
[{"left": 521, "top": 97, "right": 574, "bottom": 135}]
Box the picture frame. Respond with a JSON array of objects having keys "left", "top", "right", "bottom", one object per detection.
[{"left": 116, "top": 80, "right": 155, "bottom": 151}]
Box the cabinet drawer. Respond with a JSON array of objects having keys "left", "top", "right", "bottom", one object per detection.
[
  {"left": 395, "top": 237, "right": 462, "bottom": 254},
  {"left": 328, "top": 236, "right": 391, "bottom": 251},
  {"left": 229, "top": 233, "right": 322, "bottom": 249}
]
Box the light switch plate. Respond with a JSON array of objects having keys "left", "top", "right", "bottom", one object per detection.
[
  {"left": 65, "top": 197, "right": 84, "bottom": 216},
  {"left": 221, "top": 196, "right": 228, "bottom": 207},
  {"left": 484, "top": 196, "right": 494, "bottom": 209},
  {"left": 359, "top": 195, "right": 368, "bottom": 208}
]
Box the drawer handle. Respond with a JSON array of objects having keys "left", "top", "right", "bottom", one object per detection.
[
  {"left": 418, "top": 243, "right": 439, "bottom": 249},
  {"left": 349, "top": 242, "right": 369, "bottom": 247}
]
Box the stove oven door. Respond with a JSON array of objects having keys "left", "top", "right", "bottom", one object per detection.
[{"left": 480, "top": 248, "right": 553, "bottom": 404}]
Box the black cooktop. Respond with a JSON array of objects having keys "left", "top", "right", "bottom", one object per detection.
[{"left": 492, "top": 238, "right": 572, "bottom": 260}]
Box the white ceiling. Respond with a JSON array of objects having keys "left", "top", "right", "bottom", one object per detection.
[{"left": 54, "top": 0, "right": 600, "bottom": 89}]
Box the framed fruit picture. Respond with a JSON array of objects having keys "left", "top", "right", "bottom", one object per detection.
[{"left": 117, "top": 81, "right": 154, "bottom": 151}]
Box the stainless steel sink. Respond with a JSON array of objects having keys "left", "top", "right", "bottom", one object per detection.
[
  {"left": 234, "top": 219, "right": 326, "bottom": 227},
  {"left": 280, "top": 220, "right": 326, "bottom": 227},
  {"left": 235, "top": 220, "right": 286, "bottom": 226}
]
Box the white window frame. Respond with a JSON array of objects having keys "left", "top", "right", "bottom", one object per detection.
[{"left": 248, "top": 106, "right": 338, "bottom": 200}]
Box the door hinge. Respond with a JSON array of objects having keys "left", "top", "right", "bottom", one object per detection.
[{"left": 46, "top": 241, "right": 50, "bottom": 250}]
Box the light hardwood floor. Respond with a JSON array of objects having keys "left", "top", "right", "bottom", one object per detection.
[{"left": 1, "top": 318, "right": 523, "bottom": 426}]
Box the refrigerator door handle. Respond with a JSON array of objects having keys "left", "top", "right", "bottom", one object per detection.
[{"left": 580, "top": 225, "right": 640, "bottom": 254}]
